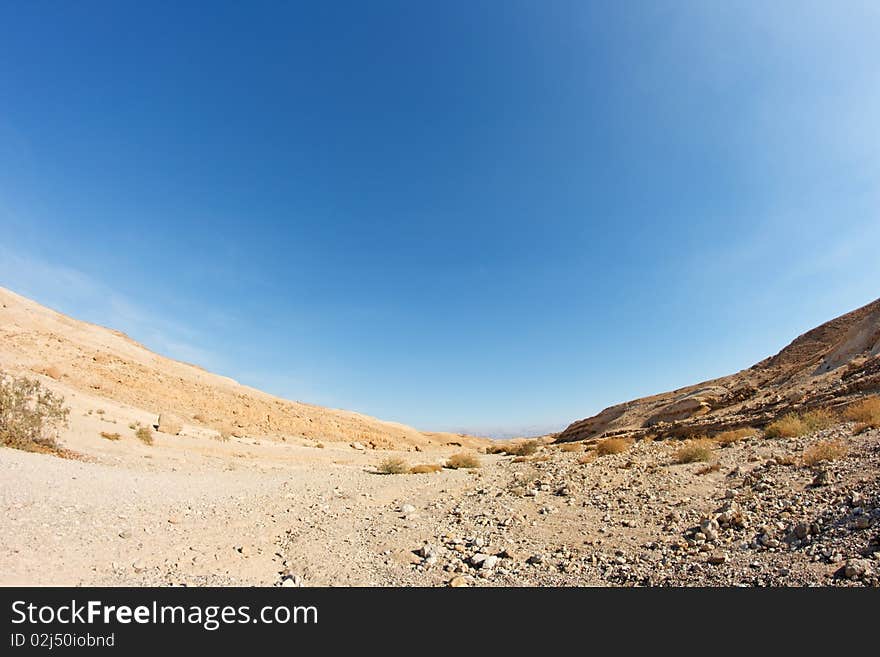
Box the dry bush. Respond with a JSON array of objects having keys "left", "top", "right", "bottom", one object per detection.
[
  {"left": 713, "top": 428, "right": 754, "bottom": 446},
  {"left": 498, "top": 440, "right": 539, "bottom": 457},
  {"left": 446, "top": 452, "right": 481, "bottom": 469},
  {"left": 800, "top": 408, "right": 837, "bottom": 432},
  {"left": 409, "top": 463, "right": 442, "bottom": 474},
  {"left": 844, "top": 396, "right": 880, "bottom": 432},
  {"left": 485, "top": 444, "right": 507, "bottom": 454},
  {"left": 596, "top": 438, "right": 630, "bottom": 456},
  {"left": 775, "top": 453, "right": 799, "bottom": 466},
  {"left": 559, "top": 442, "right": 582, "bottom": 452},
  {"left": 0, "top": 371, "right": 69, "bottom": 453},
  {"left": 802, "top": 440, "right": 848, "bottom": 466},
  {"left": 765, "top": 413, "right": 805, "bottom": 438},
  {"left": 674, "top": 439, "right": 714, "bottom": 464},
  {"left": 377, "top": 457, "right": 408, "bottom": 474},
  {"left": 100, "top": 431, "right": 121, "bottom": 441},
  {"left": 766, "top": 408, "right": 838, "bottom": 438},
  {"left": 135, "top": 426, "right": 154, "bottom": 446}
]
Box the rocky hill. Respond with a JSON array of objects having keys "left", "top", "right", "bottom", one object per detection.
[{"left": 557, "top": 297, "right": 880, "bottom": 443}]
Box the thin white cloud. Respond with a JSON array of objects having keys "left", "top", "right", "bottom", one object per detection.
[{"left": 0, "top": 246, "right": 221, "bottom": 370}]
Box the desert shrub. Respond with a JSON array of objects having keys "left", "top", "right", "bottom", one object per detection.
[
  {"left": 713, "top": 427, "right": 754, "bottom": 446},
  {"left": 559, "top": 442, "right": 582, "bottom": 452},
  {"left": 409, "top": 463, "right": 442, "bottom": 474},
  {"left": 765, "top": 413, "right": 806, "bottom": 438},
  {"left": 802, "top": 440, "right": 848, "bottom": 466},
  {"left": 135, "top": 426, "right": 154, "bottom": 446},
  {"left": 844, "top": 396, "right": 880, "bottom": 433},
  {"left": 674, "top": 439, "right": 714, "bottom": 464},
  {"left": 100, "top": 431, "right": 121, "bottom": 441},
  {"left": 494, "top": 440, "right": 539, "bottom": 456},
  {"left": 446, "top": 452, "right": 481, "bottom": 469},
  {"left": 800, "top": 409, "right": 837, "bottom": 432},
  {"left": 0, "top": 372, "right": 69, "bottom": 453},
  {"left": 595, "top": 438, "right": 630, "bottom": 456},
  {"left": 766, "top": 409, "right": 837, "bottom": 438},
  {"left": 378, "top": 457, "right": 408, "bottom": 474}
]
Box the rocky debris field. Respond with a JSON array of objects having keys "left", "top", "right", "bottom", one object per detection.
[{"left": 1, "top": 380, "right": 877, "bottom": 587}]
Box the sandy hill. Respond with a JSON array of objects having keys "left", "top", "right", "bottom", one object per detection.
[
  {"left": 0, "top": 286, "right": 484, "bottom": 450},
  {"left": 557, "top": 297, "right": 880, "bottom": 443}
]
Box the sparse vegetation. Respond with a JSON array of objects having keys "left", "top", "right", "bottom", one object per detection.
[
  {"left": 559, "top": 442, "right": 582, "bottom": 452},
  {"left": 135, "top": 425, "right": 154, "bottom": 446},
  {"left": 802, "top": 439, "right": 848, "bottom": 466},
  {"left": 801, "top": 408, "right": 837, "bottom": 432},
  {"left": 713, "top": 427, "right": 754, "bottom": 446},
  {"left": 409, "top": 463, "right": 442, "bottom": 474},
  {"left": 446, "top": 452, "right": 481, "bottom": 469},
  {"left": 844, "top": 395, "right": 880, "bottom": 433},
  {"left": 765, "top": 413, "right": 804, "bottom": 438},
  {"left": 766, "top": 408, "right": 837, "bottom": 438},
  {"left": 377, "top": 457, "right": 408, "bottom": 474},
  {"left": 0, "top": 371, "right": 69, "bottom": 453},
  {"left": 673, "top": 439, "right": 714, "bottom": 464},
  {"left": 100, "top": 431, "right": 120, "bottom": 441},
  {"left": 595, "top": 438, "right": 630, "bottom": 456},
  {"left": 490, "top": 440, "right": 540, "bottom": 456}
]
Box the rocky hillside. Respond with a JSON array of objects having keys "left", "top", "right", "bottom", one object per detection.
[
  {"left": 558, "top": 297, "right": 880, "bottom": 443},
  {"left": 0, "top": 286, "right": 483, "bottom": 450}
]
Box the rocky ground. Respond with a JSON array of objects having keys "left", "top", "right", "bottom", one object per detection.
[{"left": 2, "top": 383, "right": 877, "bottom": 587}]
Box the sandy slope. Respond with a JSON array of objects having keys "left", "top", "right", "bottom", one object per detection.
[{"left": 0, "top": 286, "right": 484, "bottom": 450}]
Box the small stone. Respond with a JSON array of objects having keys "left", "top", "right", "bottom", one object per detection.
[
  {"left": 448, "top": 575, "right": 469, "bottom": 587},
  {"left": 707, "top": 553, "right": 728, "bottom": 565},
  {"left": 280, "top": 574, "right": 303, "bottom": 587},
  {"left": 400, "top": 504, "right": 416, "bottom": 514},
  {"left": 418, "top": 544, "right": 438, "bottom": 560}
]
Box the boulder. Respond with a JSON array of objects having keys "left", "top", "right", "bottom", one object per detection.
[{"left": 157, "top": 413, "right": 183, "bottom": 435}]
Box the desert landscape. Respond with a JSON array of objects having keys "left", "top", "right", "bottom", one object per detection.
[{"left": 1, "top": 285, "right": 878, "bottom": 587}]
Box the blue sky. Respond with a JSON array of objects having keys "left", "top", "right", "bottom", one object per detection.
[{"left": 1, "top": 2, "right": 878, "bottom": 436}]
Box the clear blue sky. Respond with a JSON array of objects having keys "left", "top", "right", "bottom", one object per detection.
[{"left": 1, "top": 2, "right": 878, "bottom": 436}]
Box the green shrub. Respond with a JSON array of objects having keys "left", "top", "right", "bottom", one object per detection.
[{"left": 0, "top": 372, "right": 69, "bottom": 453}]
